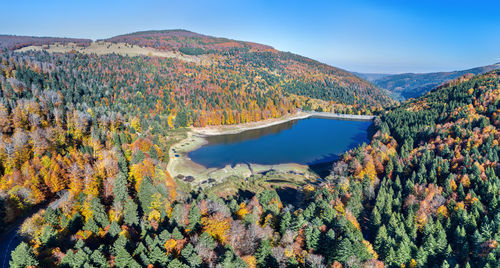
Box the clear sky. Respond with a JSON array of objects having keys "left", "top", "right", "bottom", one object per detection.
[{"left": 1, "top": 0, "right": 499, "bottom": 73}]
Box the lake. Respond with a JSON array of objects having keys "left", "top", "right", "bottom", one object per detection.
[{"left": 188, "top": 117, "right": 373, "bottom": 168}]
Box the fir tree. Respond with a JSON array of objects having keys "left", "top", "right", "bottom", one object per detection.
[
  {"left": 124, "top": 198, "right": 139, "bottom": 226},
  {"left": 10, "top": 242, "right": 38, "bottom": 268}
]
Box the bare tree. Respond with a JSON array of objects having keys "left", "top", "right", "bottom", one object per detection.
[{"left": 305, "top": 253, "right": 326, "bottom": 268}]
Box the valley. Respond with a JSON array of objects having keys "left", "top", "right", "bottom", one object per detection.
[
  {"left": 0, "top": 26, "right": 498, "bottom": 268},
  {"left": 362, "top": 63, "right": 500, "bottom": 100}
]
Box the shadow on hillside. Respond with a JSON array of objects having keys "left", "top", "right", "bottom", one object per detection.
[{"left": 276, "top": 187, "right": 302, "bottom": 207}]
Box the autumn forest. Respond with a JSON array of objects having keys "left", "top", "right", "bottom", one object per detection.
[{"left": 0, "top": 29, "right": 498, "bottom": 268}]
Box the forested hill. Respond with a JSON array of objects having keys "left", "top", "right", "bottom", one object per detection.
[
  {"left": 102, "top": 29, "right": 394, "bottom": 108},
  {"left": 4, "top": 55, "right": 498, "bottom": 267},
  {"left": 0, "top": 35, "right": 91, "bottom": 50},
  {"left": 1, "top": 31, "right": 395, "bottom": 127},
  {"left": 328, "top": 70, "right": 500, "bottom": 267},
  {"left": 103, "top": 29, "right": 276, "bottom": 53},
  {"left": 368, "top": 63, "right": 500, "bottom": 100}
]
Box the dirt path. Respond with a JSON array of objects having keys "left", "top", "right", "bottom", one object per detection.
[{"left": 0, "top": 192, "right": 67, "bottom": 267}]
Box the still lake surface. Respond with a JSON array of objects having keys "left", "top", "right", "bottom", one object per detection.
[{"left": 188, "top": 117, "right": 373, "bottom": 168}]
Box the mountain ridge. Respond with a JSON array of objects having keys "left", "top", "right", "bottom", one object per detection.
[
  {"left": 366, "top": 63, "right": 500, "bottom": 100},
  {"left": 2, "top": 30, "right": 395, "bottom": 110}
]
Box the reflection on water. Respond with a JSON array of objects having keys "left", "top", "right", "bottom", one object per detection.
[
  {"left": 189, "top": 117, "right": 373, "bottom": 168},
  {"left": 204, "top": 120, "right": 298, "bottom": 144}
]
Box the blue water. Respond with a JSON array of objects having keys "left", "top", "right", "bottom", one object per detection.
[{"left": 188, "top": 117, "right": 373, "bottom": 168}]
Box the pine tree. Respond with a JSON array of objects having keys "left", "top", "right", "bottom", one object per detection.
[
  {"left": 124, "top": 198, "right": 139, "bottom": 226},
  {"left": 290, "top": 213, "right": 305, "bottom": 232},
  {"left": 374, "top": 225, "right": 389, "bottom": 258},
  {"left": 91, "top": 249, "right": 109, "bottom": 268},
  {"left": 320, "top": 229, "right": 336, "bottom": 264},
  {"left": 333, "top": 238, "right": 354, "bottom": 264},
  {"left": 113, "top": 172, "right": 129, "bottom": 209},
  {"left": 255, "top": 239, "right": 277, "bottom": 267},
  {"left": 83, "top": 217, "right": 99, "bottom": 233},
  {"left": 44, "top": 207, "right": 60, "bottom": 226},
  {"left": 40, "top": 225, "right": 56, "bottom": 246},
  {"left": 70, "top": 249, "right": 90, "bottom": 267},
  {"left": 305, "top": 225, "right": 320, "bottom": 251},
  {"left": 91, "top": 197, "right": 110, "bottom": 228},
  {"left": 149, "top": 245, "right": 169, "bottom": 266},
  {"left": 181, "top": 243, "right": 202, "bottom": 267},
  {"left": 114, "top": 246, "right": 140, "bottom": 268},
  {"left": 415, "top": 246, "right": 428, "bottom": 267},
  {"left": 199, "top": 231, "right": 216, "bottom": 250},
  {"left": 172, "top": 227, "right": 184, "bottom": 240},
  {"left": 394, "top": 236, "right": 412, "bottom": 265},
  {"left": 167, "top": 259, "right": 189, "bottom": 268},
  {"left": 138, "top": 176, "right": 155, "bottom": 214},
  {"left": 279, "top": 211, "right": 291, "bottom": 234},
  {"left": 385, "top": 246, "right": 399, "bottom": 266},
  {"left": 109, "top": 221, "right": 121, "bottom": 237},
  {"left": 370, "top": 206, "right": 382, "bottom": 233},
  {"left": 187, "top": 204, "right": 201, "bottom": 231},
  {"left": 10, "top": 242, "right": 38, "bottom": 268}
]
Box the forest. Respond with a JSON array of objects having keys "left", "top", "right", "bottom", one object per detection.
[
  {"left": 0, "top": 35, "right": 91, "bottom": 50},
  {"left": 368, "top": 63, "right": 499, "bottom": 100},
  {"left": 0, "top": 32, "right": 498, "bottom": 267}
]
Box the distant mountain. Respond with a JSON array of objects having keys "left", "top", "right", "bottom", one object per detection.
[
  {"left": 0, "top": 34, "right": 91, "bottom": 50},
  {"left": 369, "top": 63, "right": 500, "bottom": 100},
  {"left": 352, "top": 72, "right": 393, "bottom": 82},
  {"left": 102, "top": 29, "right": 275, "bottom": 54}
]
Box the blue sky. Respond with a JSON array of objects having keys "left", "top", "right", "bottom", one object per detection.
[{"left": 1, "top": 0, "right": 499, "bottom": 73}]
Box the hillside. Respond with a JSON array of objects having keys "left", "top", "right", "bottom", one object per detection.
[
  {"left": 0, "top": 30, "right": 393, "bottom": 243},
  {"left": 103, "top": 29, "right": 275, "bottom": 53},
  {"left": 102, "top": 30, "right": 394, "bottom": 107},
  {"left": 331, "top": 70, "right": 500, "bottom": 267},
  {"left": 3, "top": 42, "right": 498, "bottom": 267},
  {"left": 1, "top": 31, "right": 395, "bottom": 127},
  {"left": 0, "top": 34, "right": 91, "bottom": 50},
  {"left": 369, "top": 63, "right": 500, "bottom": 100}
]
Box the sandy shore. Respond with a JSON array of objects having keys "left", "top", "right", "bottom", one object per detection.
[
  {"left": 167, "top": 111, "right": 375, "bottom": 188},
  {"left": 192, "top": 111, "right": 375, "bottom": 136},
  {"left": 166, "top": 130, "right": 314, "bottom": 188}
]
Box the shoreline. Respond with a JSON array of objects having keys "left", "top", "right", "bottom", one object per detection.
[
  {"left": 167, "top": 131, "right": 314, "bottom": 188},
  {"left": 192, "top": 111, "right": 375, "bottom": 137},
  {"left": 167, "top": 111, "right": 375, "bottom": 188}
]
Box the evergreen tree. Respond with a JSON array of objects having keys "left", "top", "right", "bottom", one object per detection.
[
  {"left": 10, "top": 242, "right": 38, "bottom": 268},
  {"left": 255, "top": 239, "right": 278, "bottom": 267},
  {"left": 114, "top": 246, "right": 140, "bottom": 268},
  {"left": 40, "top": 225, "right": 56, "bottom": 246},
  {"left": 44, "top": 207, "right": 60, "bottom": 226},
  {"left": 333, "top": 238, "right": 354, "bottom": 264},
  {"left": 124, "top": 198, "right": 139, "bottom": 226},
  {"left": 83, "top": 217, "right": 99, "bottom": 233},
  {"left": 305, "top": 225, "right": 320, "bottom": 251},
  {"left": 108, "top": 221, "right": 121, "bottom": 237},
  {"left": 91, "top": 249, "right": 109, "bottom": 268},
  {"left": 113, "top": 172, "right": 129, "bottom": 209},
  {"left": 187, "top": 204, "right": 201, "bottom": 231},
  {"left": 167, "top": 259, "right": 189, "bottom": 268},
  {"left": 91, "top": 197, "right": 110, "bottom": 228},
  {"left": 149, "top": 245, "right": 169, "bottom": 266},
  {"left": 279, "top": 211, "right": 291, "bottom": 235},
  {"left": 138, "top": 176, "right": 155, "bottom": 214}
]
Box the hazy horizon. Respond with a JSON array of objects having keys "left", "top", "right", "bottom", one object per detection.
[{"left": 2, "top": 0, "right": 499, "bottom": 73}]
